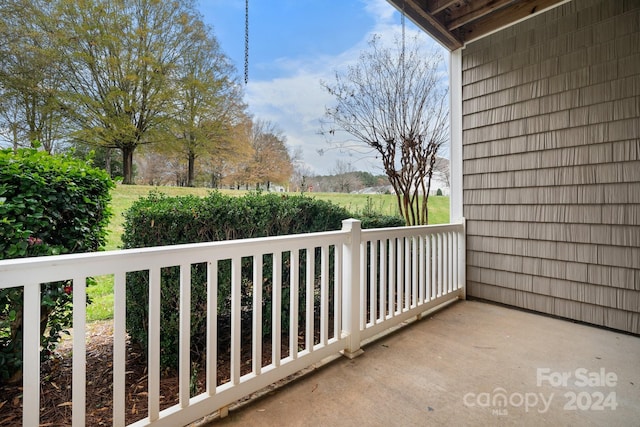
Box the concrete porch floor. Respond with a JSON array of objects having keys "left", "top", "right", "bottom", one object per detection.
[{"left": 202, "top": 300, "right": 639, "bottom": 426}]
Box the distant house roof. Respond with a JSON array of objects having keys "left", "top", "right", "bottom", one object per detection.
[{"left": 386, "top": 0, "right": 567, "bottom": 50}]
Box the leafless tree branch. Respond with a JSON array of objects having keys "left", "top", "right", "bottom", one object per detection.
[{"left": 321, "top": 34, "right": 448, "bottom": 225}]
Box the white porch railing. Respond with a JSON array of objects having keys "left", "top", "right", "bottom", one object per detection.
[{"left": 0, "top": 219, "right": 465, "bottom": 427}]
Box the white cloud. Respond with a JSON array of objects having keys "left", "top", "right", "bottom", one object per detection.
[
  {"left": 363, "top": 0, "right": 397, "bottom": 25},
  {"left": 246, "top": 67, "right": 357, "bottom": 175},
  {"left": 245, "top": 1, "right": 446, "bottom": 175}
]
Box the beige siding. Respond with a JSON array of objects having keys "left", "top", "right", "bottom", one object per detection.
[{"left": 462, "top": 0, "right": 640, "bottom": 334}]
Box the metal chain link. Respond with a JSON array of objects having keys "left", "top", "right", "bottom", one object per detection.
[{"left": 244, "top": 0, "right": 249, "bottom": 84}]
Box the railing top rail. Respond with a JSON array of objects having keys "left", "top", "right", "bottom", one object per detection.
[
  {"left": 0, "top": 228, "right": 347, "bottom": 288},
  {"left": 361, "top": 221, "right": 464, "bottom": 240},
  {"left": 0, "top": 221, "right": 466, "bottom": 288}
]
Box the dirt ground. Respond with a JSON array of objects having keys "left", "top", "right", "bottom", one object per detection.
[
  {"left": 0, "top": 319, "right": 300, "bottom": 426},
  {"left": 0, "top": 321, "right": 199, "bottom": 426}
]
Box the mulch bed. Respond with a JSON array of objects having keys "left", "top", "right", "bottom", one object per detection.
[
  {"left": 0, "top": 319, "right": 316, "bottom": 426},
  {"left": 0, "top": 321, "right": 162, "bottom": 426}
]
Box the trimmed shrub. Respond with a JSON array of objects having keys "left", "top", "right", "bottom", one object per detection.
[
  {"left": 0, "top": 149, "right": 113, "bottom": 383},
  {"left": 123, "top": 191, "right": 404, "bottom": 371},
  {"left": 122, "top": 191, "right": 353, "bottom": 246},
  {"left": 358, "top": 214, "right": 405, "bottom": 229}
]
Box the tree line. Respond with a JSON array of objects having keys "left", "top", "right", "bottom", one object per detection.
[{"left": 0, "top": 0, "right": 292, "bottom": 187}]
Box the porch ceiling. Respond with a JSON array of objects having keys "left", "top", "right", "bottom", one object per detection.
[{"left": 387, "top": 0, "right": 567, "bottom": 50}]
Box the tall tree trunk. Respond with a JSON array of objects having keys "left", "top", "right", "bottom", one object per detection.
[
  {"left": 187, "top": 152, "right": 195, "bottom": 187},
  {"left": 105, "top": 148, "right": 112, "bottom": 177},
  {"left": 11, "top": 124, "right": 19, "bottom": 153},
  {"left": 122, "top": 146, "right": 135, "bottom": 184}
]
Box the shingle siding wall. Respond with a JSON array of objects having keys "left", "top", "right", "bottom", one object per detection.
[{"left": 462, "top": 0, "right": 640, "bottom": 334}]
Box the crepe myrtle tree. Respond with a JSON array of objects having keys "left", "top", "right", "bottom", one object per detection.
[{"left": 321, "top": 34, "right": 448, "bottom": 225}]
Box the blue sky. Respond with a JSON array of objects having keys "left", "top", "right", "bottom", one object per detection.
[{"left": 198, "top": 0, "right": 447, "bottom": 175}]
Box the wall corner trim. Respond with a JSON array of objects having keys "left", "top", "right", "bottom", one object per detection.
[{"left": 449, "top": 48, "right": 463, "bottom": 223}]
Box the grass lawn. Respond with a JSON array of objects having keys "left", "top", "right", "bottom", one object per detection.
[
  {"left": 105, "top": 185, "right": 221, "bottom": 251},
  {"left": 87, "top": 184, "right": 451, "bottom": 321},
  {"left": 314, "top": 192, "right": 449, "bottom": 225}
]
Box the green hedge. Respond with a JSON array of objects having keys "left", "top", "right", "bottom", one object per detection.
[
  {"left": 122, "top": 191, "right": 355, "bottom": 245},
  {"left": 122, "top": 191, "right": 404, "bottom": 372},
  {"left": 358, "top": 214, "right": 406, "bottom": 229},
  {"left": 0, "top": 149, "right": 113, "bottom": 383}
]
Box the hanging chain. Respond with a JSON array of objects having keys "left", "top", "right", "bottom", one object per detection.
[
  {"left": 401, "top": 0, "right": 406, "bottom": 67},
  {"left": 400, "top": 1, "right": 407, "bottom": 101},
  {"left": 244, "top": 0, "right": 249, "bottom": 84},
  {"left": 401, "top": 0, "right": 407, "bottom": 126}
]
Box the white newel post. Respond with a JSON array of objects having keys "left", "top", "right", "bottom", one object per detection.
[
  {"left": 458, "top": 218, "right": 467, "bottom": 300},
  {"left": 341, "top": 219, "right": 364, "bottom": 359}
]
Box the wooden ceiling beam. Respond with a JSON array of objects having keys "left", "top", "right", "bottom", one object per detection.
[
  {"left": 426, "top": 0, "right": 460, "bottom": 14},
  {"left": 461, "top": 0, "right": 566, "bottom": 42},
  {"left": 388, "top": 0, "right": 567, "bottom": 51},
  {"left": 447, "top": 0, "right": 517, "bottom": 30},
  {"left": 401, "top": 0, "right": 464, "bottom": 50}
]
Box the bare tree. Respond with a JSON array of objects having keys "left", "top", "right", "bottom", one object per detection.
[
  {"left": 289, "top": 146, "right": 313, "bottom": 193},
  {"left": 136, "top": 149, "right": 174, "bottom": 186},
  {"left": 433, "top": 156, "right": 450, "bottom": 190},
  {"left": 331, "top": 159, "right": 359, "bottom": 193},
  {"left": 0, "top": 97, "right": 22, "bottom": 151},
  {"left": 322, "top": 35, "right": 448, "bottom": 225}
]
